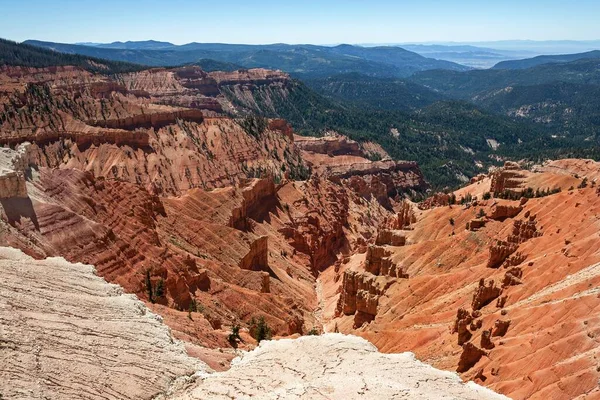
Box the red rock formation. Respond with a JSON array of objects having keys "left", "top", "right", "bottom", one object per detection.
[
  {"left": 452, "top": 308, "right": 473, "bottom": 345},
  {"left": 508, "top": 217, "right": 542, "bottom": 244},
  {"left": 325, "top": 160, "right": 600, "bottom": 399},
  {"left": 418, "top": 192, "right": 451, "bottom": 210},
  {"left": 294, "top": 133, "right": 362, "bottom": 156},
  {"left": 492, "top": 320, "right": 511, "bottom": 337},
  {"left": 490, "top": 161, "right": 526, "bottom": 194},
  {"left": 487, "top": 240, "right": 519, "bottom": 269},
  {"left": 488, "top": 201, "right": 523, "bottom": 221},
  {"left": 365, "top": 245, "right": 408, "bottom": 278},
  {"left": 457, "top": 342, "right": 487, "bottom": 373},
  {"left": 502, "top": 267, "right": 523, "bottom": 287},
  {"left": 386, "top": 199, "right": 417, "bottom": 230},
  {"left": 335, "top": 269, "right": 396, "bottom": 328},
  {"left": 472, "top": 279, "right": 503, "bottom": 310},
  {"left": 239, "top": 236, "right": 269, "bottom": 272},
  {"left": 481, "top": 329, "right": 495, "bottom": 350},
  {"left": 466, "top": 218, "right": 487, "bottom": 231},
  {"left": 375, "top": 230, "right": 406, "bottom": 246},
  {"left": 7, "top": 64, "right": 600, "bottom": 400},
  {"left": 268, "top": 119, "right": 294, "bottom": 141}
]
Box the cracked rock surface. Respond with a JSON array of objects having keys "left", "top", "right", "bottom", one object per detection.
[
  {"left": 165, "top": 334, "right": 508, "bottom": 400},
  {"left": 0, "top": 247, "right": 205, "bottom": 400}
]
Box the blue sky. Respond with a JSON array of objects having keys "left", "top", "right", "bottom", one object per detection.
[{"left": 2, "top": 0, "right": 599, "bottom": 44}]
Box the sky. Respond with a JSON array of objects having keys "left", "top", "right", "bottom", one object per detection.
[{"left": 1, "top": 0, "right": 600, "bottom": 45}]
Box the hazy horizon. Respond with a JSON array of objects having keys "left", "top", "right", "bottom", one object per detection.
[{"left": 3, "top": 0, "right": 600, "bottom": 46}]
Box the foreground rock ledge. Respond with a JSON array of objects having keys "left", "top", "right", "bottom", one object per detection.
[
  {"left": 0, "top": 247, "right": 205, "bottom": 400},
  {"left": 164, "top": 334, "right": 508, "bottom": 400},
  {"left": 0, "top": 245, "right": 506, "bottom": 399}
]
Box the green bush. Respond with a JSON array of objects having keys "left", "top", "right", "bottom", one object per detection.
[
  {"left": 306, "top": 327, "right": 320, "bottom": 336},
  {"left": 228, "top": 324, "right": 242, "bottom": 347},
  {"left": 249, "top": 316, "right": 272, "bottom": 343}
]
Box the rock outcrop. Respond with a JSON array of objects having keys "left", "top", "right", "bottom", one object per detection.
[
  {"left": 336, "top": 269, "right": 397, "bottom": 328},
  {"left": 0, "top": 247, "right": 204, "bottom": 400},
  {"left": 375, "top": 229, "right": 406, "bottom": 246},
  {"left": 487, "top": 240, "right": 519, "bottom": 269},
  {"left": 294, "top": 133, "right": 362, "bottom": 156},
  {"left": 488, "top": 201, "right": 523, "bottom": 221},
  {"left": 0, "top": 150, "right": 28, "bottom": 199},
  {"left": 471, "top": 279, "right": 502, "bottom": 310},
  {"left": 457, "top": 343, "right": 487, "bottom": 373},
  {"left": 492, "top": 320, "right": 511, "bottom": 337},
  {"left": 386, "top": 199, "right": 417, "bottom": 230},
  {"left": 508, "top": 216, "right": 542, "bottom": 244},
  {"left": 466, "top": 218, "right": 487, "bottom": 231},
  {"left": 453, "top": 308, "right": 474, "bottom": 345},
  {"left": 239, "top": 236, "right": 269, "bottom": 271},
  {"left": 164, "top": 334, "right": 508, "bottom": 400},
  {"left": 490, "top": 161, "right": 526, "bottom": 194},
  {"left": 364, "top": 245, "right": 408, "bottom": 278}
]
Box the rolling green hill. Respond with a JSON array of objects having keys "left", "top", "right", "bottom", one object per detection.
[
  {"left": 410, "top": 58, "right": 600, "bottom": 98},
  {"left": 305, "top": 73, "right": 444, "bottom": 111}
]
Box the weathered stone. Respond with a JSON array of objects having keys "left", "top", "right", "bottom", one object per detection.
[
  {"left": 481, "top": 328, "right": 495, "bottom": 349},
  {"left": 487, "top": 240, "right": 519, "bottom": 269},
  {"left": 472, "top": 279, "right": 502, "bottom": 310},
  {"left": 375, "top": 229, "right": 406, "bottom": 246},
  {"left": 492, "top": 320, "right": 511, "bottom": 337},
  {"left": 457, "top": 342, "right": 487, "bottom": 373},
  {"left": 502, "top": 267, "right": 523, "bottom": 288}
]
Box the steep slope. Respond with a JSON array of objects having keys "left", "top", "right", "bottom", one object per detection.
[
  {"left": 305, "top": 73, "right": 444, "bottom": 111},
  {"left": 0, "top": 246, "right": 205, "bottom": 400},
  {"left": 0, "top": 248, "right": 507, "bottom": 400},
  {"left": 476, "top": 82, "right": 600, "bottom": 137},
  {"left": 0, "top": 65, "right": 427, "bottom": 354},
  {"left": 3, "top": 61, "right": 600, "bottom": 400},
  {"left": 323, "top": 161, "right": 600, "bottom": 399}
]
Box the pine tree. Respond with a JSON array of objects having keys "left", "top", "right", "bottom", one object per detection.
[
  {"left": 145, "top": 270, "right": 154, "bottom": 303},
  {"left": 155, "top": 278, "right": 165, "bottom": 298}
]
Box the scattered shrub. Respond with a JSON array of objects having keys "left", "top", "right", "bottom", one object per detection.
[
  {"left": 249, "top": 316, "right": 272, "bottom": 343},
  {"left": 228, "top": 324, "right": 242, "bottom": 347},
  {"left": 306, "top": 327, "right": 320, "bottom": 336}
]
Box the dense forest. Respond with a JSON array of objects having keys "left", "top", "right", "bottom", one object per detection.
[
  {"left": 219, "top": 78, "right": 597, "bottom": 188},
  {"left": 0, "top": 38, "right": 144, "bottom": 74}
]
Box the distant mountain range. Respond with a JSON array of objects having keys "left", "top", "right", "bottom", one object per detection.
[
  {"left": 493, "top": 50, "right": 600, "bottom": 69},
  {"left": 364, "top": 40, "right": 600, "bottom": 68},
  {"left": 398, "top": 44, "right": 533, "bottom": 68},
  {"left": 24, "top": 40, "right": 470, "bottom": 78}
]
